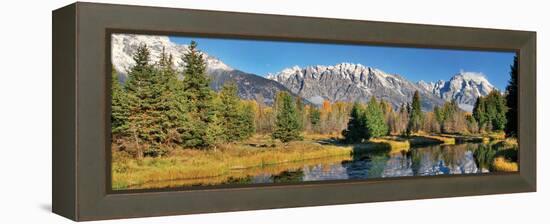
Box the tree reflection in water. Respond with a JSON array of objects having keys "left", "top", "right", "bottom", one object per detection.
[{"left": 136, "top": 142, "right": 516, "bottom": 188}]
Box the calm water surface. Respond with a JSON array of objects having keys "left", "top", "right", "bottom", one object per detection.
[
  {"left": 132, "top": 142, "right": 510, "bottom": 189},
  {"left": 234, "top": 143, "right": 495, "bottom": 185}
]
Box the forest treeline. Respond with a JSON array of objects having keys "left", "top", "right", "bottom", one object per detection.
[
  {"left": 112, "top": 41, "right": 518, "bottom": 158},
  {"left": 112, "top": 41, "right": 257, "bottom": 158}
]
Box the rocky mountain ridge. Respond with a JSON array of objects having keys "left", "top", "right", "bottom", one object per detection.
[
  {"left": 267, "top": 63, "right": 496, "bottom": 111},
  {"left": 112, "top": 34, "right": 497, "bottom": 111}
]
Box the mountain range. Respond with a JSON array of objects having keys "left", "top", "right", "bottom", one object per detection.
[
  {"left": 112, "top": 34, "right": 296, "bottom": 105},
  {"left": 112, "top": 34, "right": 497, "bottom": 111}
]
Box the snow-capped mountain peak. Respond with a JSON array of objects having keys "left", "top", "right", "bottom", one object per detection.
[
  {"left": 416, "top": 71, "right": 495, "bottom": 111},
  {"left": 453, "top": 71, "right": 490, "bottom": 83},
  {"left": 267, "top": 62, "right": 446, "bottom": 111},
  {"left": 268, "top": 63, "right": 497, "bottom": 112},
  {"left": 111, "top": 34, "right": 497, "bottom": 112},
  {"left": 111, "top": 34, "right": 303, "bottom": 106},
  {"left": 111, "top": 34, "right": 233, "bottom": 76}
]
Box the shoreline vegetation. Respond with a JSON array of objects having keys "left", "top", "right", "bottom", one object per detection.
[
  {"left": 112, "top": 133, "right": 518, "bottom": 190},
  {"left": 111, "top": 41, "right": 519, "bottom": 190}
]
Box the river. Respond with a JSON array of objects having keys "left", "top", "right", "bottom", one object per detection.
[
  {"left": 133, "top": 142, "right": 509, "bottom": 189},
  {"left": 229, "top": 143, "right": 494, "bottom": 184}
]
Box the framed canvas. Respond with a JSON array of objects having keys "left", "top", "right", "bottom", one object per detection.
[{"left": 52, "top": 2, "right": 536, "bottom": 221}]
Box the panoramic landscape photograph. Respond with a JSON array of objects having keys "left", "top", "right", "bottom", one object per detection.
[{"left": 110, "top": 33, "right": 519, "bottom": 190}]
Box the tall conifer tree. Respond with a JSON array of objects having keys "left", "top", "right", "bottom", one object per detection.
[
  {"left": 111, "top": 68, "right": 128, "bottom": 135},
  {"left": 473, "top": 96, "right": 487, "bottom": 132},
  {"left": 505, "top": 55, "right": 518, "bottom": 137},
  {"left": 179, "top": 41, "right": 215, "bottom": 148},
  {"left": 156, "top": 47, "right": 186, "bottom": 145},
  {"left": 238, "top": 102, "right": 256, "bottom": 140},
  {"left": 218, "top": 82, "right": 243, "bottom": 142},
  {"left": 342, "top": 103, "right": 366, "bottom": 143},
  {"left": 407, "top": 91, "right": 424, "bottom": 135},
  {"left": 272, "top": 92, "right": 302, "bottom": 143},
  {"left": 485, "top": 90, "right": 508, "bottom": 131},
  {"left": 364, "top": 97, "right": 389, "bottom": 139},
  {"left": 124, "top": 43, "right": 163, "bottom": 157}
]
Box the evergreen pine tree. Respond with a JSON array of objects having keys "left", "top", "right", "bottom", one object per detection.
[
  {"left": 156, "top": 47, "right": 184, "bottom": 145},
  {"left": 342, "top": 103, "right": 366, "bottom": 143},
  {"left": 218, "top": 82, "right": 244, "bottom": 142},
  {"left": 473, "top": 96, "right": 487, "bottom": 132},
  {"left": 111, "top": 68, "right": 128, "bottom": 135},
  {"left": 485, "top": 90, "right": 508, "bottom": 131},
  {"left": 433, "top": 105, "right": 444, "bottom": 131},
  {"left": 407, "top": 91, "right": 424, "bottom": 135},
  {"left": 364, "top": 97, "right": 389, "bottom": 139},
  {"left": 473, "top": 91, "right": 508, "bottom": 132},
  {"left": 205, "top": 94, "right": 225, "bottom": 147},
  {"left": 505, "top": 55, "right": 518, "bottom": 137},
  {"left": 238, "top": 102, "right": 256, "bottom": 140},
  {"left": 124, "top": 43, "right": 163, "bottom": 158},
  {"left": 179, "top": 41, "right": 215, "bottom": 148},
  {"left": 272, "top": 92, "right": 302, "bottom": 143}
]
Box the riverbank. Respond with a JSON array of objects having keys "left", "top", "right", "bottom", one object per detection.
[
  {"left": 112, "top": 133, "right": 413, "bottom": 189},
  {"left": 112, "top": 133, "right": 518, "bottom": 190},
  {"left": 112, "top": 135, "right": 354, "bottom": 189}
]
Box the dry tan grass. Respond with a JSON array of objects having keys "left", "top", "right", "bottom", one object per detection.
[
  {"left": 302, "top": 132, "right": 342, "bottom": 141},
  {"left": 485, "top": 131, "right": 506, "bottom": 140},
  {"left": 420, "top": 134, "right": 456, "bottom": 145},
  {"left": 493, "top": 156, "right": 518, "bottom": 172},
  {"left": 112, "top": 135, "right": 353, "bottom": 190},
  {"left": 112, "top": 132, "right": 502, "bottom": 190},
  {"left": 370, "top": 137, "right": 410, "bottom": 153}
]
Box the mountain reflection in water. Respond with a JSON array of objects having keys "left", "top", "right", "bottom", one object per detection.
[{"left": 134, "top": 143, "right": 502, "bottom": 188}]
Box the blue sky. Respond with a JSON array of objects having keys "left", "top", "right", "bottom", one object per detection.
[{"left": 171, "top": 36, "right": 515, "bottom": 90}]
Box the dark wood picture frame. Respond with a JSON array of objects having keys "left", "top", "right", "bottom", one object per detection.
[{"left": 53, "top": 2, "right": 536, "bottom": 221}]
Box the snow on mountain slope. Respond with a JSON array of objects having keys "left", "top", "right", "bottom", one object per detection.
[
  {"left": 418, "top": 72, "right": 495, "bottom": 111},
  {"left": 111, "top": 34, "right": 299, "bottom": 105},
  {"left": 267, "top": 63, "right": 446, "bottom": 111},
  {"left": 112, "top": 34, "right": 497, "bottom": 111},
  {"left": 268, "top": 63, "right": 496, "bottom": 112},
  {"left": 111, "top": 34, "right": 233, "bottom": 76}
]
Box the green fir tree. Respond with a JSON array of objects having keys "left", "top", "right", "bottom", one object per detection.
[
  {"left": 364, "top": 97, "right": 389, "bottom": 139},
  {"left": 111, "top": 68, "right": 128, "bottom": 135},
  {"left": 238, "top": 102, "right": 256, "bottom": 140},
  {"left": 407, "top": 91, "right": 424, "bottom": 135},
  {"left": 473, "top": 96, "right": 488, "bottom": 132},
  {"left": 342, "top": 103, "right": 366, "bottom": 143},
  {"left": 218, "top": 82, "right": 245, "bottom": 142},
  {"left": 485, "top": 90, "right": 508, "bottom": 131},
  {"left": 272, "top": 92, "right": 302, "bottom": 143},
  {"left": 155, "top": 47, "right": 184, "bottom": 145},
  {"left": 179, "top": 41, "right": 215, "bottom": 148},
  {"left": 505, "top": 55, "right": 518, "bottom": 137},
  {"left": 124, "top": 43, "right": 164, "bottom": 157}
]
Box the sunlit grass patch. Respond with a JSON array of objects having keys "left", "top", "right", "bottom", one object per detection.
[
  {"left": 302, "top": 132, "right": 342, "bottom": 141},
  {"left": 484, "top": 131, "right": 506, "bottom": 141},
  {"left": 493, "top": 156, "right": 518, "bottom": 172},
  {"left": 112, "top": 135, "right": 353, "bottom": 190},
  {"left": 500, "top": 137, "right": 518, "bottom": 148},
  {"left": 370, "top": 137, "right": 410, "bottom": 153},
  {"left": 440, "top": 133, "right": 486, "bottom": 143},
  {"left": 407, "top": 134, "right": 455, "bottom": 146}
]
